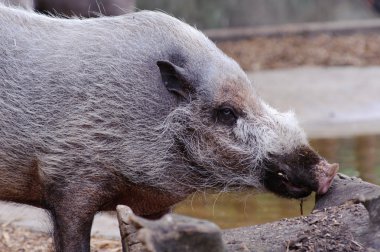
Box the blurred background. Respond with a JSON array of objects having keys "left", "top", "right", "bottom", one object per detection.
[
  {"left": 25, "top": 0, "right": 380, "bottom": 28},
  {"left": 8, "top": 0, "right": 380, "bottom": 26},
  {"left": 138, "top": 0, "right": 380, "bottom": 29},
  {"left": 1, "top": 0, "right": 380, "bottom": 250}
]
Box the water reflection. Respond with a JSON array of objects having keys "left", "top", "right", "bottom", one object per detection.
[
  {"left": 355, "top": 136, "right": 379, "bottom": 184},
  {"left": 175, "top": 192, "right": 315, "bottom": 229},
  {"left": 174, "top": 134, "right": 380, "bottom": 229},
  {"left": 310, "top": 134, "right": 380, "bottom": 185}
]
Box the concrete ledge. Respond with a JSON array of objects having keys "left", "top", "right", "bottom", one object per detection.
[{"left": 250, "top": 66, "right": 380, "bottom": 138}]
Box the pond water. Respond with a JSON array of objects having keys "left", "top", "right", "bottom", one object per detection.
[{"left": 174, "top": 134, "right": 380, "bottom": 229}]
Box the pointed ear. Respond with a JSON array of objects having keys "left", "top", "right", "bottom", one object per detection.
[{"left": 157, "top": 60, "right": 194, "bottom": 101}]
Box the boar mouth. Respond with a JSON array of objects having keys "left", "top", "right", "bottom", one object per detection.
[
  {"left": 262, "top": 165, "right": 315, "bottom": 199},
  {"left": 262, "top": 150, "right": 321, "bottom": 199}
]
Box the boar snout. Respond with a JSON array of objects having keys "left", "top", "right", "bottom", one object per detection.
[
  {"left": 316, "top": 161, "right": 339, "bottom": 195},
  {"left": 262, "top": 147, "right": 338, "bottom": 199}
]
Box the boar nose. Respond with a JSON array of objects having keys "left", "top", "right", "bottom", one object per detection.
[{"left": 316, "top": 161, "right": 339, "bottom": 195}]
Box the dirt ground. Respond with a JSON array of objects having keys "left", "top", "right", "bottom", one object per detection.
[
  {"left": 217, "top": 33, "right": 380, "bottom": 71},
  {"left": 0, "top": 224, "right": 122, "bottom": 252}
]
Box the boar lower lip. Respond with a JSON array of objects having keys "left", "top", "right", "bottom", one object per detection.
[{"left": 283, "top": 180, "right": 308, "bottom": 193}]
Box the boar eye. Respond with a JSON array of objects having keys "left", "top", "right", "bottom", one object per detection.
[{"left": 217, "top": 106, "right": 237, "bottom": 126}]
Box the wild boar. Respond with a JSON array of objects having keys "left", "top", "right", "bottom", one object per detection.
[{"left": 0, "top": 5, "right": 338, "bottom": 252}]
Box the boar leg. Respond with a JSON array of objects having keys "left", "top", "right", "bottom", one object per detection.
[
  {"left": 51, "top": 209, "right": 94, "bottom": 252},
  {"left": 46, "top": 187, "right": 103, "bottom": 252}
]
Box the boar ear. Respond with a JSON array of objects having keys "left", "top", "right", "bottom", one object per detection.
[{"left": 157, "top": 60, "right": 194, "bottom": 101}]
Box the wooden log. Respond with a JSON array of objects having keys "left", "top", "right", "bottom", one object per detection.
[
  {"left": 117, "top": 174, "right": 380, "bottom": 252},
  {"left": 222, "top": 173, "right": 380, "bottom": 251},
  {"left": 315, "top": 173, "right": 380, "bottom": 210}
]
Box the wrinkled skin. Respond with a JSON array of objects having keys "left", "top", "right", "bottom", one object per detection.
[{"left": 0, "top": 5, "right": 338, "bottom": 252}]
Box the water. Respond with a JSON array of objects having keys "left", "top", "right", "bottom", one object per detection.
[{"left": 174, "top": 134, "right": 380, "bottom": 229}]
